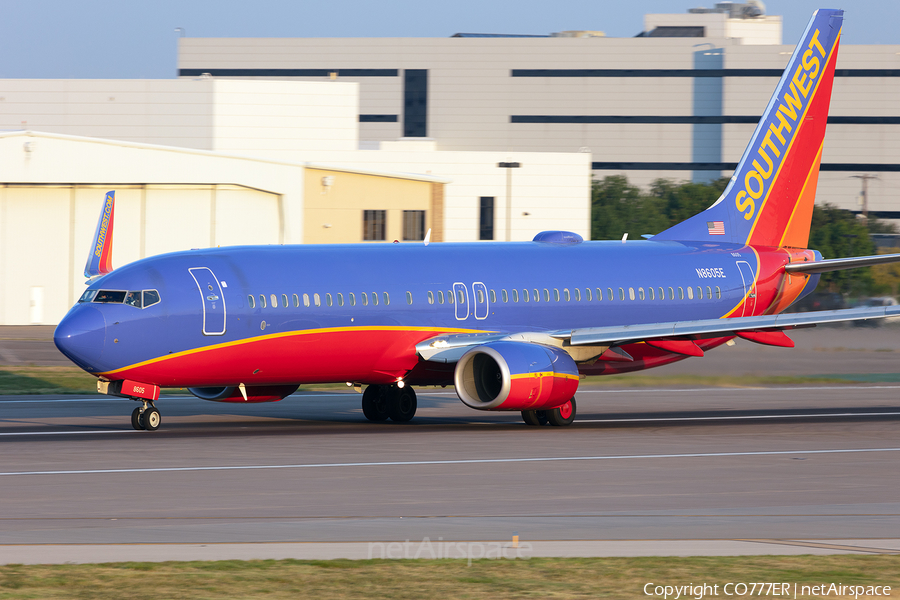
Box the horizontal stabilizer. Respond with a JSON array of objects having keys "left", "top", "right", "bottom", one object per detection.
[{"left": 785, "top": 253, "right": 900, "bottom": 274}]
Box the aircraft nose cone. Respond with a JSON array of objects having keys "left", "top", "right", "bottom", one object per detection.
[{"left": 54, "top": 306, "right": 106, "bottom": 372}]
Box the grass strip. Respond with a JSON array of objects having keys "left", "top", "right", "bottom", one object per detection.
[
  {"left": 0, "top": 366, "right": 864, "bottom": 396},
  {"left": 0, "top": 556, "right": 898, "bottom": 599}
]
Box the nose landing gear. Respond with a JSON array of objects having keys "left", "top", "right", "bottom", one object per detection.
[
  {"left": 131, "top": 399, "right": 161, "bottom": 431},
  {"left": 361, "top": 384, "right": 418, "bottom": 423}
]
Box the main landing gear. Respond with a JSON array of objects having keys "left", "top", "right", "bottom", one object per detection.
[
  {"left": 522, "top": 397, "right": 576, "bottom": 427},
  {"left": 131, "top": 399, "right": 161, "bottom": 431},
  {"left": 361, "top": 384, "right": 417, "bottom": 423}
]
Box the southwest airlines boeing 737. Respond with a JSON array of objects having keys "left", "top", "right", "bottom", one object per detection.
[{"left": 54, "top": 9, "right": 900, "bottom": 431}]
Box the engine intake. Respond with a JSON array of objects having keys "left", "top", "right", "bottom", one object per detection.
[
  {"left": 188, "top": 384, "right": 299, "bottom": 403},
  {"left": 454, "top": 341, "right": 579, "bottom": 411}
]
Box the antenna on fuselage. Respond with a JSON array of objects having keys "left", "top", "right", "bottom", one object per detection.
[{"left": 424, "top": 228, "right": 432, "bottom": 246}]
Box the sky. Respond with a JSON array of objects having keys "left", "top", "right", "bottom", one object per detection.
[{"left": 0, "top": 0, "right": 897, "bottom": 79}]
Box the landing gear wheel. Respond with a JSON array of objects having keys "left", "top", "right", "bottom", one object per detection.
[
  {"left": 521, "top": 410, "right": 548, "bottom": 426},
  {"left": 143, "top": 407, "right": 161, "bottom": 431},
  {"left": 131, "top": 407, "right": 145, "bottom": 430},
  {"left": 361, "top": 385, "right": 390, "bottom": 421},
  {"left": 546, "top": 398, "right": 576, "bottom": 427},
  {"left": 387, "top": 386, "right": 417, "bottom": 422}
]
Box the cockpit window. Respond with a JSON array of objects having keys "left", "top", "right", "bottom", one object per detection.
[
  {"left": 124, "top": 291, "right": 142, "bottom": 308},
  {"left": 143, "top": 290, "right": 160, "bottom": 308},
  {"left": 85, "top": 289, "right": 160, "bottom": 308},
  {"left": 79, "top": 290, "right": 98, "bottom": 303},
  {"left": 94, "top": 290, "right": 127, "bottom": 303}
]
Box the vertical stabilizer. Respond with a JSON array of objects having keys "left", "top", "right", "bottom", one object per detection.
[
  {"left": 654, "top": 9, "right": 843, "bottom": 248},
  {"left": 84, "top": 191, "right": 115, "bottom": 279}
]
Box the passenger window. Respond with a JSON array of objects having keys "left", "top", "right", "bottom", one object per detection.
[
  {"left": 629, "top": 287, "right": 636, "bottom": 301},
  {"left": 438, "top": 290, "right": 444, "bottom": 304},
  {"left": 523, "top": 289, "right": 530, "bottom": 302},
  {"left": 282, "top": 294, "right": 288, "bottom": 308},
  {"left": 141, "top": 290, "right": 160, "bottom": 308},
  {"left": 125, "top": 291, "right": 142, "bottom": 308},
  {"left": 706, "top": 286, "right": 712, "bottom": 299},
  {"left": 293, "top": 293, "right": 299, "bottom": 307},
  {"left": 501, "top": 289, "right": 508, "bottom": 303},
  {"left": 457, "top": 290, "right": 464, "bottom": 304},
  {"left": 669, "top": 287, "right": 675, "bottom": 300},
  {"left": 658, "top": 287, "right": 664, "bottom": 300},
  {"left": 326, "top": 293, "right": 333, "bottom": 307},
  {"left": 349, "top": 293, "right": 356, "bottom": 306},
  {"left": 573, "top": 288, "right": 579, "bottom": 301},
  {"left": 489, "top": 289, "right": 496, "bottom": 303},
  {"left": 260, "top": 295, "right": 267, "bottom": 308},
  {"left": 687, "top": 287, "right": 694, "bottom": 300},
  {"left": 543, "top": 289, "right": 550, "bottom": 302},
  {"left": 476, "top": 289, "right": 484, "bottom": 303},
  {"left": 697, "top": 286, "right": 703, "bottom": 300},
  {"left": 639, "top": 287, "right": 646, "bottom": 301},
  {"left": 248, "top": 295, "right": 256, "bottom": 309},
  {"left": 303, "top": 293, "right": 310, "bottom": 307},
  {"left": 716, "top": 286, "right": 721, "bottom": 299},
  {"left": 428, "top": 291, "right": 434, "bottom": 305},
  {"left": 270, "top": 294, "right": 277, "bottom": 308},
  {"left": 585, "top": 288, "right": 592, "bottom": 301},
  {"left": 448, "top": 291, "right": 454, "bottom": 304},
  {"left": 533, "top": 289, "right": 540, "bottom": 303},
  {"left": 511, "top": 289, "right": 518, "bottom": 302},
  {"left": 383, "top": 292, "right": 390, "bottom": 305},
  {"left": 362, "top": 293, "right": 368, "bottom": 306},
  {"left": 372, "top": 293, "right": 379, "bottom": 306},
  {"left": 337, "top": 293, "right": 344, "bottom": 307},
  {"left": 608, "top": 288, "right": 614, "bottom": 301},
  {"left": 406, "top": 291, "right": 413, "bottom": 305},
  {"left": 313, "top": 293, "right": 320, "bottom": 307},
  {"left": 648, "top": 287, "right": 654, "bottom": 301},
  {"left": 554, "top": 289, "right": 561, "bottom": 302}
]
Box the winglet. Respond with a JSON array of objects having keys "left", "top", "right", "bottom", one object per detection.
[{"left": 84, "top": 191, "right": 115, "bottom": 279}]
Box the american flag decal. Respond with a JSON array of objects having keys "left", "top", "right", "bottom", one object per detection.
[{"left": 707, "top": 221, "right": 725, "bottom": 235}]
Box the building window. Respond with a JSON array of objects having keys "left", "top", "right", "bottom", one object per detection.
[
  {"left": 403, "top": 69, "right": 428, "bottom": 137},
  {"left": 403, "top": 210, "right": 426, "bottom": 241},
  {"left": 479, "top": 197, "right": 494, "bottom": 241},
  {"left": 363, "top": 210, "right": 386, "bottom": 241}
]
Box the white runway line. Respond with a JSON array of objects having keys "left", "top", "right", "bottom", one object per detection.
[
  {"left": 578, "top": 411, "right": 900, "bottom": 423},
  {"left": 2, "top": 446, "right": 899, "bottom": 477},
  {"left": 0, "top": 429, "right": 136, "bottom": 437}
]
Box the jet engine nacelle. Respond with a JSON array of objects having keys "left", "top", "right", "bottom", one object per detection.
[
  {"left": 187, "top": 384, "right": 299, "bottom": 403},
  {"left": 453, "top": 341, "right": 579, "bottom": 411}
]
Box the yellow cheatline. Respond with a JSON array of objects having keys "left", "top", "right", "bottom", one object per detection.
[{"left": 99, "top": 325, "right": 488, "bottom": 377}]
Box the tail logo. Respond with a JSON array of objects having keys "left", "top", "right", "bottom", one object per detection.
[
  {"left": 94, "top": 194, "right": 114, "bottom": 258},
  {"left": 734, "top": 29, "right": 828, "bottom": 222}
]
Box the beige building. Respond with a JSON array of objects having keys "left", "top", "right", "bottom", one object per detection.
[{"left": 176, "top": 4, "right": 900, "bottom": 219}]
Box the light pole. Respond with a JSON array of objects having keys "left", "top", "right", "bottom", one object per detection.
[
  {"left": 851, "top": 174, "right": 878, "bottom": 218},
  {"left": 498, "top": 161, "right": 521, "bottom": 241}
]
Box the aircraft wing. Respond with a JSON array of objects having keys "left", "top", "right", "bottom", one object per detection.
[{"left": 416, "top": 305, "right": 900, "bottom": 363}]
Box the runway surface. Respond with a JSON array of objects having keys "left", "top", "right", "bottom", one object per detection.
[{"left": 2, "top": 381, "right": 900, "bottom": 563}]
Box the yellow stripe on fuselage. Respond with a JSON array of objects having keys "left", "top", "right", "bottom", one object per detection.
[{"left": 99, "top": 325, "right": 488, "bottom": 377}]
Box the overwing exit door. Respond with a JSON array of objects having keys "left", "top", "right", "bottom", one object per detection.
[{"left": 189, "top": 267, "right": 226, "bottom": 335}]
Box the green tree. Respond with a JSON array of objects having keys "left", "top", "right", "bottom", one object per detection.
[{"left": 590, "top": 175, "right": 897, "bottom": 297}]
